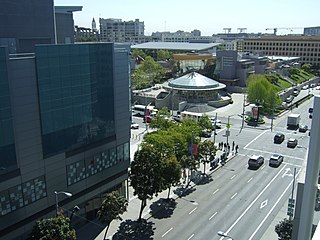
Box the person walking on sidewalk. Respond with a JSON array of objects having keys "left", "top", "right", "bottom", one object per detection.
[
  {"left": 232, "top": 141, "right": 235, "bottom": 151},
  {"left": 235, "top": 144, "right": 239, "bottom": 153}
]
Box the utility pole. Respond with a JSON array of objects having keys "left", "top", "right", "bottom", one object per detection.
[
  {"left": 289, "top": 168, "right": 297, "bottom": 221},
  {"left": 226, "top": 116, "right": 230, "bottom": 146},
  {"left": 213, "top": 112, "right": 217, "bottom": 143},
  {"left": 241, "top": 94, "right": 245, "bottom": 129},
  {"left": 271, "top": 100, "right": 275, "bottom": 131}
]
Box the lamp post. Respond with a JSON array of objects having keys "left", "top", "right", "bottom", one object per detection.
[
  {"left": 54, "top": 191, "right": 72, "bottom": 216},
  {"left": 218, "top": 231, "right": 234, "bottom": 239}
]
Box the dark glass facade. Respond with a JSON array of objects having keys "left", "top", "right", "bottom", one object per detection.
[
  {"left": 0, "top": 47, "right": 17, "bottom": 174},
  {"left": 36, "top": 43, "right": 116, "bottom": 157}
]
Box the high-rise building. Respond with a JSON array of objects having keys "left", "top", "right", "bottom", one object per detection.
[
  {"left": 92, "top": 18, "right": 97, "bottom": 31},
  {"left": 0, "top": 1, "right": 131, "bottom": 239},
  {"left": 304, "top": 26, "right": 320, "bottom": 36},
  {"left": 99, "top": 18, "right": 145, "bottom": 43}
]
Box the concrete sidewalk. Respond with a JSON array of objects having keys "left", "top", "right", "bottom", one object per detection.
[{"left": 76, "top": 145, "right": 236, "bottom": 240}]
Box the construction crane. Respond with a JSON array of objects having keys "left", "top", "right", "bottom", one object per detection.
[
  {"left": 223, "top": 28, "right": 232, "bottom": 34},
  {"left": 237, "top": 28, "right": 247, "bottom": 33},
  {"left": 265, "top": 27, "right": 303, "bottom": 35}
]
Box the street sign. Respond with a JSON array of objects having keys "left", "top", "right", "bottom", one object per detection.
[
  {"left": 225, "top": 129, "right": 230, "bottom": 137},
  {"left": 226, "top": 123, "right": 231, "bottom": 129}
]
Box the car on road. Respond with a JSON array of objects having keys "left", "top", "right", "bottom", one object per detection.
[
  {"left": 211, "top": 119, "right": 222, "bottom": 129},
  {"left": 269, "top": 154, "right": 284, "bottom": 167},
  {"left": 274, "top": 133, "right": 285, "bottom": 144},
  {"left": 286, "top": 95, "right": 294, "bottom": 103},
  {"left": 131, "top": 121, "right": 139, "bottom": 129},
  {"left": 302, "top": 85, "right": 309, "bottom": 90},
  {"left": 248, "top": 155, "right": 264, "bottom": 169},
  {"left": 287, "top": 138, "right": 298, "bottom": 148},
  {"left": 292, "top": 89, "right": 299, "bottom": 96},
  {"left": 299, "top": 124, "right": 308, "bottom": 133},
  {"left": 200, "top": 129, "right": 212, "bottom": 138}
]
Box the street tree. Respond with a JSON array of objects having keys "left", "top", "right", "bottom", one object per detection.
[
  {"left": 198, "top": 139, "right": 217, "bottom": 174},
  {"left": 131, "top": 48, "right": 147, "bottom": 60},
  {"left": 97, "top": 191, "right": 128, "bottom": 240},
  {"left": 198, "top": 113, "right": 212, "bottom": 130},
  {"left": 31, "top": 216, "right": 76, "bottom": 240},
  {"left": 143, "top": 130, "right": 175, "bottom": 156},
  {"left": 301, "top": 63, "right": 312, "bottom": 73},
  {"left": 130, "top": 143, "right": 165, "bottom": 220},
  {"left": 275, "top": 218, "right": 292, "bottom": 240},
  {"left": 138, "top": 56, "right": 165, "bottom": 84},
  {"left": 162, "top": 155, "right": 181, "bottom": 198},
  {"left": 157, "top": 49, "right": 173, "bottom": 61}
]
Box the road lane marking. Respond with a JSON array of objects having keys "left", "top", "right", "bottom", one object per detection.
[
  {"left": 209, "top": 212, "right": 218, "bottom": 220},
  {"left": 247, "top": 177, "right": 253, "bottom": 183},
  {"left": 248, "top": 168, "right": 302, "bottom": 240},
  {"left": 162, "top": 227, "right": 173, "bottom": 238},
  {"left": 283, "top": 162, "right": 302, "bottom": 168},
  {"left": 282, "top": 168, "right": 292, "bottom": 178},
  {"left": 189, "top": 207, "right": 197, "bottom": 215},
  {"left": 212, "top": 189, "right": 219, "bottom": 195},
  {"left": 260, "top": 200, "right": 268, "bottom": 209},
  {"left": 230, "top": 175, "right": 236, "bottom": 180},
  {"left": 230, "top": 193, "right": 238, "bottom": 199},
  {"left": 187, "top": 234, "right": 194, "bottom": 240},
  {"left": 219, "top": 164, "right": 287, "bottom": 239},
  {"left": 244, "top": 130, "right": 267, "bottom": 149},
  {"left": 244, "top": 147, "right": 305, "bottom": 161}
]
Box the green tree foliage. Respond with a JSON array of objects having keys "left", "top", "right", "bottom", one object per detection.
[
  {"left": 131, "top": 49, "right": 147, "bottom": 60},
  {"left": 31, "top": 216, "right": 76, "bottom": 240},
  {"left": 158, "top": 107, "right": 170, "bottom": 117},
  {"left": 149, "top": 116, "right": 175, "bottom": 130},
  {"left": 198, "top": 140, "right": 217, "bottom": 174},
  {"left": 288, "top": 68, "right": 300, "bottom": 75},
  {"left": 301, "top": 63, "right": 312, "bottom": 73},
  {"left": 132, "top": 56, "right": 165, "bottom": 89},
  {"left": 275, "top": 218, "right": 293, "bottom": 240},
  {"left": 77, "top": 35, "right": 97, "bottom": 42},
  {"left": 161, "top": 155, "right": 181, "bottom": 198},
  {"left": 198, "top": 114, "right": 212, "bottom": 130},
  {"left": 157, "top": 50, "right": 173, "bottom": 61},
  {"left": 130, "top": 144, "right": 165, "bottom": 220},
  {"left": 143, "top": 130, "right": 175, "bottom": 156},
  {"left": 247, "top": 74, "right": 281, "bottom": 114},
  {"left": 97, "top": 191, "right": 128, "bottom": 239}
]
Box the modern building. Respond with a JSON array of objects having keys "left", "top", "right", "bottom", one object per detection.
[
  {"left": 151, "top": 30, "right": 213, "bottom": 43},
  {"left": 0, "top": 42, "right": 131, "bottom": 240},
  {"left": 0, "top": 0, "right": 55, "bottom": 53},
  {"left": 99, "top": 18, "right": 145, "bottom": 43},
  {"left": 0, "top": 1, "right": 131, "bottom": 239},
  {"left": 241, "top": 36, "right": 320, "bottom": 66},
  {"left": 304, "top": 26, "right": 320, "bottom": 36}
]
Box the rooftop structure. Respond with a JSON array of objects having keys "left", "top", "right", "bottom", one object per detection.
[{"left": 132, "top": 42, "right": 220, "bottom": 52}]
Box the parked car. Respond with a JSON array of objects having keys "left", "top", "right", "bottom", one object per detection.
[
  {"left": 287, "top": 138, "right": 298, "bottom": 148},
  {"left": 274, "top": 133, "right": 285, "bottom": 144},
  {"left": 173, "top": 115, "right": 181, "bottom": 122},
  {"left": 286, "top": 95, "right": 294, "bottom": 103},
  {"left": 131, "top": 121, "right": 139, "bottom": 129},
  {"left": 302, "top": 85, "right": 309, "bottom": 90},
  {"left": 292, "top": 89, "right": 299, "bottom": 96},
  {"left": 248, "top": 155, "right": 264, "bottom": 169},
  {"left": 211, "top": 119, "right": 222, "bottom": 129},
  {"left": 200, "top": 129, "right": 212, "bottom": 138},
  {"left": 269, "top": 154, "right": 284, "bottom": 167},
  {"left": 299, "top": 125, "right": 308, "bottom": 133}
]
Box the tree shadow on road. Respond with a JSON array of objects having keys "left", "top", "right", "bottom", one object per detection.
[
  {"left": 112, "top": 219, "right": 155, "bottom": 240},
  {"left": 191, "top": 170, "right": 213, "bottom": 185},
  {"left": 149, "top": 198, "right": 177, "bottom": 219}
]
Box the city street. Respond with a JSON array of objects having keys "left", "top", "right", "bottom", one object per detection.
[{"left": 129, "top": 91, "right": 314, "bottom": 240}]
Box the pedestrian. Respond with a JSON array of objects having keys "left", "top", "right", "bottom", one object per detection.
[
  {"left": 227, "top": 145, "right": 230, "bottom": 153},
  {"left": 224, "top": 143, "right": 227, "bottom": 150},
  {"left": 232, "top": 141, "right": 235, "bottom": 151},
  {"left": 235, "top": 145, "right": 239, "bottom": 153},
  {"left": 219, "top": 142, "right": 222, "bottom": 150}
]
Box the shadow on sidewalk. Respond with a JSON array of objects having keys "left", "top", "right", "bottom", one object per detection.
[
  {"left": 173, "top": 186, "right": 195, "bottom": 198},
  {"left": 149, "top": 198, "right": 177, "bottom": 219},
  {"left": 112, "top": 219, "right": 155, "bottom": 240}
]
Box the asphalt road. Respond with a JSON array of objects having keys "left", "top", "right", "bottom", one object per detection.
[{"left": 145, "top": 93, "right": 314, "bottom": 240}]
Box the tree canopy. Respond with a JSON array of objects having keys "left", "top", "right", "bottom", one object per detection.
[
  {"left": 198, "top": 139, "right": 217, "bottom": 174},
  {"left": 198, "top": 114, "right": 212, "bottom": 130},
  {"left": 275, "top": 218, "right": 292, "bottom": 240},
  {"left": 31, "top": 216, "right": 76, "bottom": 240},
  {"left": 97, "top": 191, "right": 128, "bottom": 239}
]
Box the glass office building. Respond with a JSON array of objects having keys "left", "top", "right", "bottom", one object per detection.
[
  {"left": 36, "top": 44, "right": 116, "bottom": 157},
  {"left": 0, "top": 47, "right": 17, "bottom": 174}
]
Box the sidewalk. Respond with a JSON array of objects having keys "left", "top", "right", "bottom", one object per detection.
[{"left": 89, "top": 147, "right": 235, "bottom": 240}]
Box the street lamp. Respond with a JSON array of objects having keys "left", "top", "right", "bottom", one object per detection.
[
  {"left": 54, "top": 191, "right": 72, "bottom": 216},
  {"left": 217, "top": 231, "right": 234, "bottom": 239}
]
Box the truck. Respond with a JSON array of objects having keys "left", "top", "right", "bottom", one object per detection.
[{"left": 287, "top": 113, "right": 300, "bottom": 129}]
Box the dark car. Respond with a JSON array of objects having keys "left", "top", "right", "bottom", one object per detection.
[
  {"left": 287, "top": 138, "right": 298, "bottom": 148},
  {"left": 248, "top": 155, "right": 264, "bottom": 169},
  {"left": 274, "top": 133, "right": 285, "bottom": 144},
  {"left": 286, "top": 95, "right": 294, "bottom": 103},
  {"left": 299, "top": 125, "right": 308, "bottom": 133},
  {"left": 269, "top": 154, "right": 284, "bottom": 167},
  {"left": 292, "top": 89, "right": 299, "bottom": 96},
  {"left": 200, "top": 129, "right": 212, "bottom": 138}
]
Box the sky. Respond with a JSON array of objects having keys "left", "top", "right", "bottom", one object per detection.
[{"left": 55, "top": 0, "right": 320, "bottom": 36}]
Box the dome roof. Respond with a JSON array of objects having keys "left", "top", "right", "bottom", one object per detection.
[{"left": 167, "top": 72, "right": 225, "bottom": 90}]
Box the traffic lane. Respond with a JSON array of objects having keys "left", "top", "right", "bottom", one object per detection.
[
  {"left": 243, "top": 130, "right": 308, "bottom": 161},
  {"left": 226, "top": 165, "right": 301, "bottom": 240}
]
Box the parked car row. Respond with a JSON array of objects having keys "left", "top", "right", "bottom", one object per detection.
[{"left": 248, "top": 153, "right": 284, "bottom": 169}]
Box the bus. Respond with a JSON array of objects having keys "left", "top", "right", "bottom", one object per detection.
[
  {"left": 132, "top": 105, "right": 158, "bottom": 117},
  {"left": 180, "top": 111, "right": 203, "bottom": 122}
]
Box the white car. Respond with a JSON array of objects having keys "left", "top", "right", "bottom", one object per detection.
[
  {"left": 131, "top": 122, "right": 139, "bottom": 129},
  {"left": 211, "top": 119, "right": 222, "bottom": 129}
]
